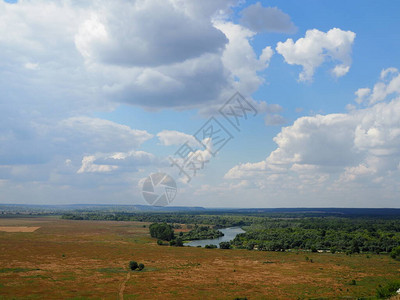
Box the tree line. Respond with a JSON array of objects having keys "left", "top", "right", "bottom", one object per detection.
[{"left": 233, "top": 217, "right": 400, "bottom": 253}]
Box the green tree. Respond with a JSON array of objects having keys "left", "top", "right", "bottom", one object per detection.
[
  {"left": 149, "top": 223, "right": 175, "bottom": 241},
  {"left": 138, "top": 263, "right": 145, "bottom": 271}
]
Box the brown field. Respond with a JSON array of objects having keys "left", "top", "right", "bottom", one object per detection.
[
  {"left": 0, "top": 217, "right": 399, "bottom": 299},
  {"left": 0, "top": 227, "right": 40, "bottom": 232}
]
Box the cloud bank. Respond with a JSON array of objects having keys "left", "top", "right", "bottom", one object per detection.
[{"left": 225, "top": 69, "right": 400, "bottom": 206}]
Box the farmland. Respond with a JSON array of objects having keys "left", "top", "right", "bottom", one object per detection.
[{"left": 0, "top": 216, "right": 400, "bottom": 299}]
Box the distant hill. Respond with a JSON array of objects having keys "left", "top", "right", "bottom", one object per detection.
[{"left": 1, "top": 204, "right": 400, "bottom": 217}]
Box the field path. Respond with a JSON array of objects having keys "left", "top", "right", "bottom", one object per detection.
[{"left": 119, "top": 271, "right": 131, "bottom": 300}]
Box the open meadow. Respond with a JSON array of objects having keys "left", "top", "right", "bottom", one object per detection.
[{"left": 0, "top": 217, "right": 400, "bottom": 299}]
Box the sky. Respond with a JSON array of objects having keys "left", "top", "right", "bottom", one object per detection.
[{"left": 1, "top": 0, "right": 400, "bottom": 208}]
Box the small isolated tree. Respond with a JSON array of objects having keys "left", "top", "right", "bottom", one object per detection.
[
  {"left": 157, "top": 239, "right": 163, "bottom": 246},
  {"left": 138, "top": 263, "right": 145, "bottom": 271},
  {"left": 129, "top": 261, "right": 138, "bottom": 271}
]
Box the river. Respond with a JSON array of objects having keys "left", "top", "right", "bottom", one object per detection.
[{"left": 185, "top": 227, "right": 245, "bottom": 248}]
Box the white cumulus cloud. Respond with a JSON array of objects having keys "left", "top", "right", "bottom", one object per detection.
[{"left": 276, "top": 28, "right": 356, "bottom": 81}]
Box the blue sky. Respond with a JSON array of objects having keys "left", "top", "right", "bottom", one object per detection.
[{"left": 1, "top": 0, "right": 400, "bottom": 207}]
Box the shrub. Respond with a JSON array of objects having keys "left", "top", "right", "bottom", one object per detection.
[
  {"left": 219, "top": 241, "right": 231, "bottom": 249},
  {"left": 205, "top": 244, "right": 217, "bottom": 249},
  {"left": 349, "top": 279, "right": 356, "bottom": 285},
  {"left": 138, "top": 263, "right": 144, "bottom": 271},
  {"left": 246, "top": 242, "right": 255, "bottom": 250},
  {"left": 390, "top": 246, "right": 400, "bottom": 260},
  {"left": 169, "top": 238, "right": 183, "bottom": 247},
  {"left": 175, "top": 238, "right": 183, "bottom": 247},
  {"left": 129, "top": 261, "right": 138, "bottom": 271},
  {"left": 376, "top": 281, "right": 400, "bottom": 298},
  {"left": 311, "top": 246, "right": 317, "bottom": 253}
]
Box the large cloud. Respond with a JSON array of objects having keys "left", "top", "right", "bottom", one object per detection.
[
  {"left": 276, "top": 28, "right": 356, "bottom": 81},
  {"left": 225, "top": 69, "right": 400, "bottom": 205},
  {"left": 74, "top": 0, "right": 228, "bottom": 67},
  {"left": 0, "top": 0, "right": 280, "bottom": 110}
]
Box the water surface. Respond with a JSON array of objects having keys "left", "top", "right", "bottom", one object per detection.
[{"left": 185, "top": 227, "right": 245, "bottom": 248}]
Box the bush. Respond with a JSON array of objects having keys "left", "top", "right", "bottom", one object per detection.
[
  {"left": 390, "top": 246, "right": 400, "bottom": 260},
  {"left": 138, "top": 263, "right": 145, "bottom": 271},
  {"left": 349, "top": 279, "right": 356, "bottom": 285},
  {"left": 129, "top": 261, "right": 138, "bottom": 270},
  {"left": 376, "top": 281, "right": 400, "bottom": 298},
  {"left": 219, "top": 241, "right": 231, "bottom": 249},
  {"left": 311, "top": 246, "right": 317, "bottom": 253},
  {"left": 205, "top": 244, "right": 217, "bottom": 249},
  {"left": 169, "top": 238, "right": 183, "bottom": 247},
  {"left": 175, "top": 238, "right": 183, "bottom": 247}
]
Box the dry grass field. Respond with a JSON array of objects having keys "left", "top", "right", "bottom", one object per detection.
[{"left": 0, "top": 217, "right": 399, "bottom": 299}]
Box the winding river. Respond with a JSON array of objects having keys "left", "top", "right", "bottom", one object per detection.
[{"left": 185, "top": 227, "right": 245, "bottom": 248}]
